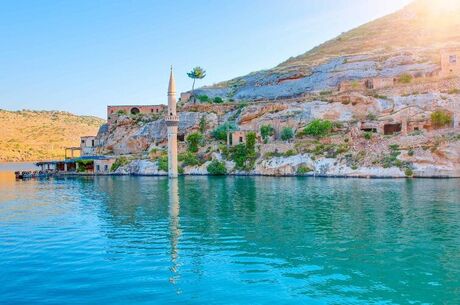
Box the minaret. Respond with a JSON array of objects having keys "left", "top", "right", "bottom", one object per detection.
[{"left": 166, "top": 66, "right": 179, "bottom": 178}]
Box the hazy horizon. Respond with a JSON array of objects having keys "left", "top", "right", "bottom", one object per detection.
[{"left": 1, "top": 0, "right": 412, "bottom": 118}]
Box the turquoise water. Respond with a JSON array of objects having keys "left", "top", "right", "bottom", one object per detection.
[{"left": 1, "top": 172, "right": 459, "bottom": 304}]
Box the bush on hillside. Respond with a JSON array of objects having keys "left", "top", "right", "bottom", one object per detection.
[
  {"left": 399, "top": 74, "right": 413, "bottom": 84},
  {"left": 431, "top": 110, "right": 452, "bottom": 128},
  {"left": 260, "top": 124, "right": 275, "bottom": 142},
  {"left": 213, "top": 97, "right": 224, "bottom": 104},
  {"left": 303, "top": 119, "right": 333, "bottom": 137},
  {"left": 207, "top": 160, "right": 227, "bottom": 175},
  {"left": 212, "top": 123, "right": 237, "bottom": 141},
  {"left": 111, "top": 156, "right": 129, "bottom": 172},
  {"left": 186, "top": 132, "right": 204, "bottom": 153},
  {"left": 280, "top": 127, "right": 294, "bottom": 141}
]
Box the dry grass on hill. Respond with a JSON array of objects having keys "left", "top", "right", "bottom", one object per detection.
[{"left": 0, "top": 109, "right": 105, "bottom": 162}]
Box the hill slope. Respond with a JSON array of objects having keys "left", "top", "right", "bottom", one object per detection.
[
  {"left": 195, "top": 0, "right": 460, "bottom": 100},
  {"left": 0, "top": 110, "right": 105, "bottom": 162}
]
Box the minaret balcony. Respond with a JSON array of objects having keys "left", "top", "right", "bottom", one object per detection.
[{"left": 165, "top": 115, "right": 179, "bottom": 124}]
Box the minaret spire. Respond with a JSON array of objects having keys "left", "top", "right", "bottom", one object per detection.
[
  {"left": 168, "top": 65, "right": 176, "bottom": 96},
  {"left": 165, "top": 66, "right": 179, "bottom": 178}
]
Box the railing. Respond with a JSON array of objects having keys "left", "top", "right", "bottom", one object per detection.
[{"left": 165, "top": 115, "right": 179, "bottom": 122}]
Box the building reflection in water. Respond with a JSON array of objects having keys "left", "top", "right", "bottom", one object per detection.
[{"left": 168, "top": 178, "right": 181, "bottom": 294}]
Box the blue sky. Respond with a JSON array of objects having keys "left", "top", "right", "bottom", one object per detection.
[{"left": 0, "top": 0, "right": 412, "bottom": 118}]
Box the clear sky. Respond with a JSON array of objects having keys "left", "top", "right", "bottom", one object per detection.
[{"left": 0, "top": 0, "right": 412, "bottom": 118}]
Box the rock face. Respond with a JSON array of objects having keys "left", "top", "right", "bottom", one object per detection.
[
  {"left": 192, "top": 0, "right": 460, "bottom": 101},
  {"left": 97, "top": 90, "right": 460, "bottom": 178},
  {"left": 115, "top": 160, "right": 166, "bottom": 176},
  {"left": 195, "top": 54, "right": 438, "bottom": 100},
  {"left": 97, "top": 112, "right": 218, "bottom": 155},
  {"left": 93, "top": 1, "right": 460, "bottom": 178}
]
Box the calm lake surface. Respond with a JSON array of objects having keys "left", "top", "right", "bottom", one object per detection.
[{"left": 0, "top": 170, "right": 459, "bottom": 304}]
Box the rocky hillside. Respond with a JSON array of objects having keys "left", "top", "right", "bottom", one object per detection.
[
  {"left": 194, "top": 0, "right": 460, "bottom": 100},
  {"left": 0, "top": 110, "right": 105, "bottom": 162},
  {"left": 94, "top": 0, "right": 460, "bottom": 178}
]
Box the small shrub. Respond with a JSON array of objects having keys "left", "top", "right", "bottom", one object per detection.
[
  {"left": 408, "top": 149, "right": 415, "bottom": 157},
  {"left": 284, "top": 149, "right": 296, "bottom": 157},
  {"left": 448, "top": 88, "right": 460, "bottom": 95},
  {"left": 431, "top": 110, "right": 452, "bottom": 128},
  {"left": 260, "top": 124, "right": 275, "bottom": 142},
  {"left": 399, "top": 74, "right": 413, "bottom": 84},
  {"left": 179, "top": 152, "right": 200, "bottom": 167},
  {"left": 197, "top": 95, "right": 210, "bottom": 103},
  {"left": 111, "top": 156, "right": 129, "bottom": 172},
  {"left": 373, "top": 94, "right": 388, "bottom": 100},
  {"left": 199, "top": 116, "right": 207, "bottom": 133},
  {"left": 116, "top": 110, "right": 127, "bottom": 115},
  {"left": 280, "top": 127, "right": 294, "bottom": 141},
  {"left": 364, "top": 132, "right": 373, "bottom": 140},
  {"left": 303, "top": 119, "right": 333, "bottom": 138},
  {"left": 186, "top": 132, "right": 204, "bottom": 153},
  {"left": 297, "top": 165, "right": 312, "bottom": 175},
  {"left": 158, "top": 156, "right": 168, "bottom": 172},
  {"left": 207, "top": 160, "right": 227, "bottom": 175},
  {"left": 366, "top": 112, "right": 378, "bottom": 121},
  {"left": 405, "top": 168, "right": 414, "bottom": 177},
  {"left": 213, "top": 96, "right": 224, "bottom": 104}
]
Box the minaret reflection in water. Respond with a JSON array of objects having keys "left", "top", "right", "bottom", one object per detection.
[{"left": 168, "top": 178, "right": 181, "bottom": 292}]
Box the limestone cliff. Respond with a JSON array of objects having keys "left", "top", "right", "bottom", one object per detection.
[
  {"left": 95, "top": 0, "right": 460, "bottom": 178},
  {"left": 193, "top": 0, "right": 460, "bottom": 101}
]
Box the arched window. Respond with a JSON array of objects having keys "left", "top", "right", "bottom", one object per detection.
[{"left": 131, "top": 107, "right": 140, "bottom": 115}]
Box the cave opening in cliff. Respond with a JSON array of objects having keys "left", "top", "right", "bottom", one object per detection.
[{"left": 383, "top": 123, "right": 402, "bottom": 135}]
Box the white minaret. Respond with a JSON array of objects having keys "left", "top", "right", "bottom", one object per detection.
[{"left": 166, "top": 66, "right": 179, "bottom": 178}]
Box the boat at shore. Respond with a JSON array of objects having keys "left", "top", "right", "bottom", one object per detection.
[{"left": 14, "top": 171, "right": 52, "bottom": 180}]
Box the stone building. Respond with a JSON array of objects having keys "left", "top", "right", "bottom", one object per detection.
[
  {"left": 339, "top": 80, "right": 367, "bottom": 92},
  {"left": 440, "top": 48, "right": 460, "bottom": 77},
  {"left": 107, "top": 105, "right": 166, "bottom": 124},
  {"left": 94, "top": 158, "right": 116, "bottom": 174},
  {"left": 367, "top": 77, "right": 395, "bottom": 90},
  {"left": 339, "top": 77, "right": 394, "bottom": 92},
  {"left": 231, "top": 131, "right": 249, "bottom": 146},
  {"left": 80, "top": 136, "right": 97, "bottom": 156},
  {"left": 180, "top": 92, "right": 192, "bottom": 102}
]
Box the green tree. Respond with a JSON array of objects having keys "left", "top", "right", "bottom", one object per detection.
[
  {"left": 281, "top": 127, "right": 294, "bottom": 141},
  {"left": 303, "top": 119, "right": 333, "bottom": 138},
  {"left": 178, "top": 152, "right": 200, "bottom": 167},
  {"left": 199, "top": 116, "right": 207, "bottom": 133},
  {"left": 246, "top": 131, "right": 257, "bottom": 158},
  {"left": 187, "top": 67, "right": 206, "bottom": 104},
  {"left": 213, "top": 96, "right": 224, "bottom": 104},
  {"left": 158, "top": 156, "right": 168, "bottom": 172},
  {"left": 207, "top": 160, "right": 227, "bottom": 175},
  {"left": 260, "top": 125, "right": 275, "bottom": 142},
  {"left": 186, "top": 132, "right": 204, "bottom": 153},
  {"left": 231, "top": 144, "right": 248, "bottom": 169},
  {"left": 212, "top": 122, "right": 237, "bottom": 141}
]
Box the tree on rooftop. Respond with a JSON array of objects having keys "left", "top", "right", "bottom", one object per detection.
[{"left": 187, "top": 67, "right": 206, "bottom": 104}]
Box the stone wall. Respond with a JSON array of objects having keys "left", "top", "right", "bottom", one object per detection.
[
  {"left": 107, "top": 105, "right": 166, "bottom": 124},
  {"left": 440, "top": 48, "right": 460, "bottom": 77}
]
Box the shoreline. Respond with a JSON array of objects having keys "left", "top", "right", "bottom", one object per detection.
[{"left": 52, "top": 172, "right": 460, "bottom": 179}]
